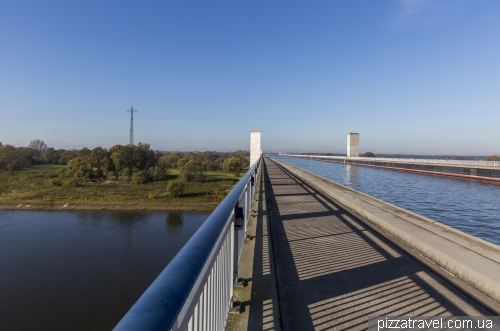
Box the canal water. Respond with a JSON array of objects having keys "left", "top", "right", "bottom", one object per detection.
[
  {"left": 0, "top": 210, "right": 209, "bottom": 331},
  {"left": 272, "top": 155, "right": 500, "bottom": 246}
]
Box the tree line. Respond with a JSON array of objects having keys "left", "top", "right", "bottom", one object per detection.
[
  {"left": 0, "top": 139, "right": 249, "bottom": 185},
  {"left": 0, "top": 139, "right": 78, "bottom": 171}
]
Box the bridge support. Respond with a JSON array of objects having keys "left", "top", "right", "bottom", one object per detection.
[
  {"left": 347, "top": 132, "right": 359, "bottom": 157},
  {"left": 250, "top": 131, "right": 262, "bottom": 166}
]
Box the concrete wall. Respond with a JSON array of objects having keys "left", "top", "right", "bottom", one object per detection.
[
  {"left": 347, "top": 133, "right": 359, "bottom": 157},
  {"left": 250, "top": 131, "right": 262, "bottom": 166},
  {"left": 307, "top": 156, "right": 500, "bottom": 180}
]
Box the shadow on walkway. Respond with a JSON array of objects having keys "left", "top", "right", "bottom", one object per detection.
[{"left": 264, "top": 158, "right": 488, "bottom": 331}]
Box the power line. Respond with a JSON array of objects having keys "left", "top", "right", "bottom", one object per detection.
[{"left": 127, "top": 106, "right": 138, "bottom": 145}]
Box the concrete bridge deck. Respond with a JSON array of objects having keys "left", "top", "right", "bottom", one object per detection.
[{"left": 262, "top": 157, "right": 496, "bottom": 330}]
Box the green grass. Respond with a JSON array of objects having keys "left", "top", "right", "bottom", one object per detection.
[
  {"left": 24, "top": 164, "right": 67, "bottom": 171},
  {"left": 0, "top": 167, "right": 246, "bottom": 211}
]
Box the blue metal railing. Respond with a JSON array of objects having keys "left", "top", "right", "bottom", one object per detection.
[{"left": 113, "top": 158, "right": 261, "bottom": 331}]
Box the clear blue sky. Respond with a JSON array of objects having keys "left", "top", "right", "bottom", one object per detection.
[{"left": 1, "top": 0, "right": 499, "bottom": 155}]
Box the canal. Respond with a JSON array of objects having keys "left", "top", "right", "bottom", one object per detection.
[
  {"left": 272, "top": 155, "right": 500, "bottom": 246},
  {"left": 0, "top": 210, "right": 209, "bottom": 331}
]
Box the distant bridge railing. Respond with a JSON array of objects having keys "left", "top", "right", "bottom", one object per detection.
[
  {"left": 113, "top": 157, "right": 261, "bottom": 331},
  {"left": 283, "top": 154, "right": 500, "bottom": 167}
]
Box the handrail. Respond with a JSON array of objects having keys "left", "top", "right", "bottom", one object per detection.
[
  {"left": 113, "top": 157, "right": 261, "bottom": 331},
  {"left": 282, "top": 154, "right": 500, "bottom": 167}
]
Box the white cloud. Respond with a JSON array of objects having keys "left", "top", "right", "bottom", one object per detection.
[{"left": 387, "top": 0, "right": 453, "bottom": 30}]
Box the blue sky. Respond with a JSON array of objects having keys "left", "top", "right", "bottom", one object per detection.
[{"left": 1, "top": 0, "right": 499, "bottom": 155}]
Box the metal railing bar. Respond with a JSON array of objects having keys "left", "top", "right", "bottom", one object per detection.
[
  {"left": 285, "top": 154, "right": 499, "bottom": 167},
  {"left": 177, "top": 215, "right": 233, "bottom": 329},
  {"left": 113, "top": 159, "right": 261, "bottom": 331}
]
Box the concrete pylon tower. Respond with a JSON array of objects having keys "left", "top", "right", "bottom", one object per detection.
[
  {"left": 250, "top": 131, "right": 262, "bottom": 166},
  {"left": 347, "top": 133, "right": 359, "bottom": 157}
]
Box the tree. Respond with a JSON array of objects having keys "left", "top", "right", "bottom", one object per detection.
[
  {"left": 223, "top": 156, "right": 243, "bottom": 175},
  {"left": 28, "top": 139, "right": 48, "bottom": 163},
  {"left": 179, "top": 160, "right": 205, "bottom": 182},
  {"left": 42, "top": 147, "right": 57, "bottom": 164},
  {"left": 484, "top": 154, "right": 500, "bottom": 161},
  {"left": 110, "top": 144, "right": 134, "bottom": 177},
  {"left": 362, "top": 152, "right": 375, "bottom": 157},
  {"left": 132, "top": 143, "right": 155, "bottom": 171},
  {"left": 157, "top": 152, "right": 181, "bottom": 169},
  {"left": 90, "top": 147, "right": 112, "bottom": 177},
  {"left": 0, "top": 144, "right": 31, "bottom": 170}
]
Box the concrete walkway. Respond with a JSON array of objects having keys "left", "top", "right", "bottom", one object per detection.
[
  {"left": 226, "top": 161, "right": 281, "bottom": 331},
  {"left": 264, "top": 157, "right": 491, "bottom": 331}
]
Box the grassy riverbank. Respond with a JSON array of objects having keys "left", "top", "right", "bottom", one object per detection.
[{"left": 0, "top": 166, "right": 245, "bottom": 211}]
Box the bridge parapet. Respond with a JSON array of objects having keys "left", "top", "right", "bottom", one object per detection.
[
  {"left": 285, "top": 154, "right": 500, "bottom": 168},
  {"left": 113, "top": 158, "right": 261, "bottom": 331}
]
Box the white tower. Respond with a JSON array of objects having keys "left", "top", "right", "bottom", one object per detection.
[
  {"left": 250, "top": 131, "right": 262, "bottom": 166},
  {"left": 347, "top": 133, "right": 359, "bottom": 157}
]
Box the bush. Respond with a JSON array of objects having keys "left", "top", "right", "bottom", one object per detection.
[
  {"left": 44, "top": 172, "right": 58, "bottom": 179},
  {"left": 62, "top": 178, "right": 79, "bottom": 187},
  {"left": 362, "top": 152, "right": 375, "bottom": 157},
  {"left": 166, "top": 179, "right": 185, "bottom": 198},
  {"left": 106, "top": 171, "right": 116, "bottom": 180},
  {"left": 73, "top": 169, "right": 90, "bottom": 180},
  {"left": 131, "top": 171, "right": 148, "bottom": 184},
  {"left": 44, "top": 178, "right": 62, "bottom": 186},
  {"left": 484, "top": 154, "right": 500, "bottom": 161}
]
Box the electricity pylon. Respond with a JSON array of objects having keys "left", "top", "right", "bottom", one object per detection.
[{"left": 127, "top": 106, "right": 138, "bottom": 145}]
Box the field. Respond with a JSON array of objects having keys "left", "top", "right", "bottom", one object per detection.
[{"left": 0, "top": 167, "right": 246, "bottom": 211}]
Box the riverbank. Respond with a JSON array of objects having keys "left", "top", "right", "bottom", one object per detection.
[
  {"left": 0, "top": 201, "right": 219, "bottom": 211},
  {"left": 0, "top": 168, "right": 244, "bottom": 211}
]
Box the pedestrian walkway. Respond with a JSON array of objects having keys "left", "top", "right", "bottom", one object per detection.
[{"left": 264, "top": 157, "right": 490, "bottom": 331}]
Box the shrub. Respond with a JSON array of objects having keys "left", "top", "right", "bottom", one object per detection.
[
  {"left": 484, "top": 154, "right": 500, "bottom": 161},
  {"left": 131, "top": 171, "right": 148, "bottom": 184},
  {"left": 166, "top": 179, "right": 185, "bottom": 198},
  {"left": 74, "top": 169, "right": 90, "bottom": 181},
  {"left": 106, "top": 171, "right": 117, "bottom": 180},
  {"left": 44, "top": 172, "right": 58, "bottom": 179},
  {"left": 62, "top": 178, "right": 79, "bottom": 187},
  {"left": 44, "top": 178, "right": 62, "bottom": 186}
]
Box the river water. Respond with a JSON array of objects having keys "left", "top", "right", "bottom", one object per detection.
[
  {"left": 272, "top": 155, "right": 500, "bottom": 246},
  {"left": 0, "top": 210, "right": 209, "bottom": 331}
]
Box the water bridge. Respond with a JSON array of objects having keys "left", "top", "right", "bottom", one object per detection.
[{"left": 113, "top": 151, "right": 500, "bottom": 330}]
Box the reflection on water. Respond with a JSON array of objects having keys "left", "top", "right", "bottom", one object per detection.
[
  {"left": 166, "top": 211, "right": 183, "bottom": 229},
  {"left": 108, "top": 210, "right": 149, "bottom": 225},
  {"left": 0, "top": 210, "right": 209, "bottom": 331},
  {"left": 274, "top": 155, "right": 500, "bottom": 246},
  {"left": 344, "top": 164, "right": 360, "bottom": 188}
]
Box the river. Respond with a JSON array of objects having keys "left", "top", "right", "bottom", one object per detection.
[{"left": 0, "top": 210, "right": 209, "bottom": 331}]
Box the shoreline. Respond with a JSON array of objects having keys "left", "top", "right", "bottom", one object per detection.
[{"left": 0, "top": 201, "right": 219, "bottom": 212}]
